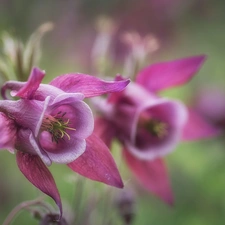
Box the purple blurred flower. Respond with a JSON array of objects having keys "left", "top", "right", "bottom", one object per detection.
[
  {"left": 94, "top": 55, "right": 216, "bottom": 204},
  {"left": 190, "top": 86, "right": 225, "bottom": 132},
  {"left": 0, "top": 67, "right": 130, "bottom": 218}
]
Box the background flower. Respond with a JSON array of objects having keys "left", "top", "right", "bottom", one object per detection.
[{"left": 93, "top": 55, "right": 218, "bottom": 204}]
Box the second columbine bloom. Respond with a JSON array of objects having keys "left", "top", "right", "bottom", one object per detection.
[{"left": 94, "top": 55, "right": 218, "bottom": 204}]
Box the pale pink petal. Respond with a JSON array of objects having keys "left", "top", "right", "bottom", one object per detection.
[
  {"left": 67, "top": 133, "right": 124, "bottom": 188},
  {"left": 136, "top": 55, "right": 206, "bottom": 92},
  {"left": 16, "top": 151, "right": 62, "bottom": 219},
  {"left": 123, "top": 149, "right": 173, "bottom": 205},
  {"left": 182, "top": 108, "right": 221, "bottom": 140},
  {"left": 15, "top": 67, "right": 45, "bottom": 99},
  {"left": 94, "top": 117, "right": 116, "bottom": 148},
  {"left": 50, "top": 73, "right": 130, "bottom": 98}
]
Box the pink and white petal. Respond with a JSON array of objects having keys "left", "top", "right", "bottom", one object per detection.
[
  {"left": 136, "top": 55, "right": 206, "bottom": 93},
  {"left": 94, "top": 117, "right": 116, "bottom": 148},
  {"left": 15, "top": 67, "right": 45, "bottom": 99},
  {"left": 123, "top": 149, "right": 173, "bottom": 205},
  {"left": 50, "top": 73, "right": 130, "bottom": 98},
  {"left": 67, "top": 133, "right": 124, "bottom": 188},
  {"left": 49, "top": 94, "right": 94, "bottom": 139},
  {"left": 16, "top": 151, "right": 62, "bottom": 219},
  {"left": 182, "top": 108, "right": 221, "bottom": 141},
  {"left": 39, "top": 132, "right": 86, "bottom": 164}
]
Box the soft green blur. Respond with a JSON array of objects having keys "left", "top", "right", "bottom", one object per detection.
[{"left": 1, "top": 0, "right": 225, "bottom": 224}]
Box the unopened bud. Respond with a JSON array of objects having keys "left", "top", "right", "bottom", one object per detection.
[
  {"left": 39, "top": 214, "right": 68, "bottom": 225},
  {"left": 115, "top": 189, "right": 136, "bottom": 225}
]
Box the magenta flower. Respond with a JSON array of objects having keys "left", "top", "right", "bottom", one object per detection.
[
  {"left": 94, "top": 55, "right": 217, "bottom": 204},
  {"left": 0, "top": 67, "right": 130, "bottom": 218}
]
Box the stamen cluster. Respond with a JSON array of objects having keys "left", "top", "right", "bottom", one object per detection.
[{"left": 41, "top": 111, "right": 76, "bottom": 143}]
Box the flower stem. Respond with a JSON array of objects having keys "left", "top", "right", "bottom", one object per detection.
[{"left": 2, "top": 197, "right": 51, "bottom": 225}]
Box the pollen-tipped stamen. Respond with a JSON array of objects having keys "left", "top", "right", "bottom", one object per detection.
[{"left": 41, "top": 112, "right": 76, "bottom": 143}]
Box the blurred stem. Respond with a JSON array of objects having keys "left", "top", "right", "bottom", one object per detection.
[
  {"left": 72, "top": 177, "right": 87, "bottom": 225},
  {"left": 2, "top": 197, "right": 50, "bottom": 225},
  {"left": 15, "top": 42, "right": 25, "bottom": 81}
]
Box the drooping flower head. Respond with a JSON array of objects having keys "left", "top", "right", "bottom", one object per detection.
[
  {"left": 0, "top": 67, "right": 130, "bottom": 219},
  {"left": 94, "top": 55, "right": 218, "bottom": 204}
]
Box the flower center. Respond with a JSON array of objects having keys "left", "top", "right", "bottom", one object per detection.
[
  {"left": 41, "top": 111, "right": 76, "bottom": 143},
  {"left": 144, "top": 119, "right": 168, "bottom": 138},
  {"left": 138, "top": 116, "right": 168, "bottom": 139}
]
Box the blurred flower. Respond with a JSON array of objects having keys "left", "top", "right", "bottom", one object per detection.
[
  {"left": 190, "top": 86, "right": 225, "bottom": 132},
  {"left": 0, "top": 67, "right": 130, "bottom": 219},
  {"left": 120, "top": 31, "right": 160, "bottom": 78},
  {"left": 93, "top": 55, "right": 216, "bottom": 204}
]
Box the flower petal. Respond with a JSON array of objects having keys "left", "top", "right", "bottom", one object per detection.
[
  {"left": 67, "top": 133, "right": 124, "bottom": 188},
  {"left": 50, "top": 73, "right": 130, "bottom": 97},
  {"left": 0, "top": 112, "right": 16, "bottom": 152},
  {"left": 14, "top": 67, "right": 45, "bottom": 99},
  {"left": 39, "top": 132, "right": 86, "bottom": 164},
  {"left": 94, "top": 117, "right": 116, "bottom": 148},
  {"left": 127, "top": 98, "right": 187, "bottom": 160},
  {"left": 182, "top": 108, "right": 221, "bottom": 140},
  {"left": 1, "top": 80, "right": 24, "bottom": 100},
  {"left": 16, "top": 151, "right": 62, "bottom": 219},
  {"left": 15, "top": 129, "right": 52, "bottom": 166},
  {"left": 123, "top": 149, "right": 173, "bottom": 205},
  {"left": 136, "top": 55, "right": 206, "bottom": 92}
]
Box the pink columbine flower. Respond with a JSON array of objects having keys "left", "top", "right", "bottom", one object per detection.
[
  {"left": 94, "top": 55, "right": 218, "bottom": 204},
  {"left": 0, "top": 67, "right": 130, "bottom": 219}
]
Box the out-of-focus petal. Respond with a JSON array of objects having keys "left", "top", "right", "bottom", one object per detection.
[
  {"left": 194, "top": 87, "right": 225, "bottom": 128},
  {"left": 67, "top": 133, "right": 124, "bottom": 188},
  {"left": 123, "top": 149, "right": 173, "bottom": 205},
  {"left": 49, "top": 73, "right": 130, "bottom": 98},
  {"left": 182, "top": 108, "right": 221, "bottom": 140},
  {"left": 127, "top": 98, "right": 187, "bottom": 160},
  {"left": 136, "top": 55, "right": 206, "bottom": 92},
  {"left": 94, "top": 117, "right": 116, "bottom": 148},
  {"left": 16, "top": 151, "right": 62, "bottom": 219}
]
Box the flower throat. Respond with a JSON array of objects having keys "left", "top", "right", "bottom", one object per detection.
[{"left": 41, "top": 111, "right": 76, "bottom": 143}]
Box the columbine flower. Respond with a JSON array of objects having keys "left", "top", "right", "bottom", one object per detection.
[
  {"left": 94, "top": 55, "right": 217, "bottom": 204},
  {"left": 0, "top": 67, "right": 130, "bottom": 218}
]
